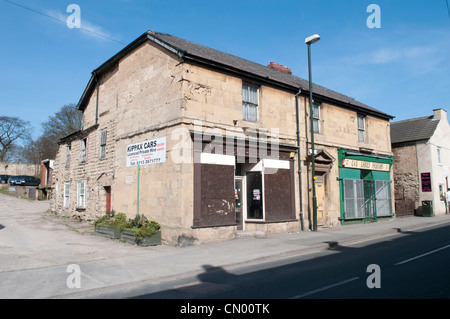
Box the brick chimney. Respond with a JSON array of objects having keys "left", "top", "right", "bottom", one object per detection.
[{"left": 267, "top": 62, "right": 292, "bottom": 75}]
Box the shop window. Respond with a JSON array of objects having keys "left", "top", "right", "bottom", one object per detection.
[
  {"left": 343, "top": 179, "right": 365, "bottom": 219},
  {"left": 375, "top": 180, "right": 392, "bottom": 216}
]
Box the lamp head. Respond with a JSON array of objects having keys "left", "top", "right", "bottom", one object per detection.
[{"left": 305, "top": 34, "right": 321, "bottom": 45}]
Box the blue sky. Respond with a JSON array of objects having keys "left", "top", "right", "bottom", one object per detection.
[{"left": 1, "top": 0, "right": 449, "bottom": 140}]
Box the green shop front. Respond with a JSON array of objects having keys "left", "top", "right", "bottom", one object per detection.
[{"left": 338, "top": 149, "right": 393, "bottom": 225}]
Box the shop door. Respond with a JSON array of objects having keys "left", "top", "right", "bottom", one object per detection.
[
  {"left": 247, "top": 172, "right": 263, "bottom": 219},
  {"left": 315, "top": 174, "right": 325, "bottom": 225},
  {"left": 235, "top": 177, "right": 243, "bottom": 230},
  {"left": 363, "top": 180, "right": 376, "bottom": 222}
]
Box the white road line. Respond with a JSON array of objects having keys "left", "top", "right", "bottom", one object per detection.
[
  {"left": 289, "top": 277, "right": 360, "bottom": 299},
  {"left": 394, "top": 244, "right": 450, "bottom": 266}
]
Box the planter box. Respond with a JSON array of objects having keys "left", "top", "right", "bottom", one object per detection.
[
  {"left": 120, "top": 229, "right": 161, "bottom": 246},
  {"left": 94, "top": 225, "right": 121, "bottom": 239},
  {"left": 120, "top": 229, "right": 138, "bottom": 245}
]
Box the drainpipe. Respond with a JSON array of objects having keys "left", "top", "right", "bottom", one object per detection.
[
  {"left": 93, "top": 71, "right": 99, "bottom": 126},
  {"left": 295, "top": 90, "right": 304, "bottom": 231}
]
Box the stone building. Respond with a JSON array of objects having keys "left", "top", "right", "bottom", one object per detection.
[
  {"left": 51, "top": 31, "right": 394, "bottom": 245},
  {"left": 391, "top": 109, "right": 450, "bottom": 216}
]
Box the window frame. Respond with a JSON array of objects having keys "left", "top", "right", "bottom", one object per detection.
[
  {"left": 65, "top": 143, "right": 71, "bottom": 168},
  {"left": 312, "top": 102, "right": 321, "bottom": 134},
  {"left": 242, "top": 83, "right": 259, "bottom": 122},
  {"left": 79, "top": 137, "right": 88, "bottom": 163},
  {"left": 99, "top": 130, "right": 107, "bottom": 159},
  {"left": 77, "top": 180, "right": 87, "bottom": 208},
  {"left": 63, "top": 182, "right": 70, "bottom": 207},
  {"left": 357, "top": 114, "right": 366, "bottom": 142}
]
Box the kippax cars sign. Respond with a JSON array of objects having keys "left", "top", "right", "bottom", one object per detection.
[
  {"left": 342, "top": 159, "right": 390, "bottom": 172},
  {"left": 126, "top": 137, "right": 166, "bottom": 167}
]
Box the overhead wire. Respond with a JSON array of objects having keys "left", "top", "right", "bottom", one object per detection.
[{"left": 1, "top": 0, "right": 125, "bottom": 45}]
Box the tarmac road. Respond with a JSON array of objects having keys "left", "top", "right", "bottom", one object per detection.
[{"left": 1, "top": 193, "right": 450, "bottom": 299}]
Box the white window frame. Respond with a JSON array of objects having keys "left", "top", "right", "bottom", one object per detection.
[
  {"left": 312, "top": 102, "right": 321, "bottom": 133},
  {"left": 99, "top": 130, "right": 107, "bottom": 159},
  {"left": 63, "top": 182, "right": 70, "bottom": 207},
  {"left": 77, "top": 181, "right": 87, "bottom": 208},
  {"left": 242, "top": 83, "right": 259, "bottom": 122},
  {"left": 357, "top": 114, "right": 366, "bottom": 142}
]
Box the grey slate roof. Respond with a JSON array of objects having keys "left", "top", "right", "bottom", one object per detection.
[
  {"left": 390, "top": 116, "right": 439, "bottom": 144},
  {"left": 147, "top": 32, "right": 393, "bottom": 120},
  {"left": 77, "top": 31, "right": 393, "bottom": 120}
]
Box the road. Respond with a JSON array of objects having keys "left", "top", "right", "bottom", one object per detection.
[{"left": 131, "top": 223, "right": 450, "bottom": 299}]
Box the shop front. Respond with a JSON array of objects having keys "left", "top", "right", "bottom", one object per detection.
[{"left": 338, "top": 149, "right": 393, "bottom": 225}]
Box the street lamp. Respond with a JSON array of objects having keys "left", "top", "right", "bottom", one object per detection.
[{"left": 305, "top": 34, "right": 320, "bottom": 231}]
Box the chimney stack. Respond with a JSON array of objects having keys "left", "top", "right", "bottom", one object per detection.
[
  {"left": 433, "top": 108, "right": 447, "bottom": 121},
  {"left": 267, "top": 62, "right": 292, "bottom": 75}
]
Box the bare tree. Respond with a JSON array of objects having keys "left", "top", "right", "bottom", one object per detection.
[
  {"left": 0, "top": 116, "right": 32, "bottom": 162},
  {"left": 39, "top": 104, "right": 82, "bottom": 159}
]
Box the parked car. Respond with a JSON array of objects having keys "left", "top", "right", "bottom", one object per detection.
[
  {"left": 23, "top": 176, "right": 40, "bottom": 186},
  {"left": 8, "top": 176, "right": 40, "bottom": 186},
  {"left": 8, "top": 176, "right": 25, "bottom": 186},
  {"left": 0, "top": 174, "right": 10, "bottom": 184}
]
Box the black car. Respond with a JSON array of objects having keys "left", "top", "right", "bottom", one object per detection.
[
  {"left": 8, "top": 176, "right": 25, "bottom": 186},
  {"left": 22, "top": 176, "right": 40, "bottom": 186},
  {"left": 8, "top": 175, "right": 40, "bottom": 186},
  {"left": 0, "top": 174, "right": 10, "bottom": 184}
]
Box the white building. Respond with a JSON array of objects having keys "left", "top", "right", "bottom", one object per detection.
[{"left": 391, "top": 109, "right": 450, "bottom": 216}]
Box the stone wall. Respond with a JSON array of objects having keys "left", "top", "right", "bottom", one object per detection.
[{"left": 0, "top": 162, "right": 39, "bottom": 177}]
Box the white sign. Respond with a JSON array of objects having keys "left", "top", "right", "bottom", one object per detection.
[
  {"left": 126, "top": 137, "right": 166, "bottom": 167},
  {"left": 342, "top": 159, "right": 390, "bottom": 172},
  {"left": 126, "top": 174, "right": 133, "bottom": 184}
]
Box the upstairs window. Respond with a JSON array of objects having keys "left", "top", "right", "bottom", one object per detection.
[
  {"left": 65, "top": 144, "right": 71, "bottom": 168},
  {"left": 242, "top": 83, "right": 259, "bottom": 122},
  {"left": 312, "top": 102, "right": 321, "bottom": 133},
  {"left": 357, "top": 114, "right": 366, "bottom": 142},
  {"left": 79, "top": 137, "right": 88, "bottom": 163},
  {"left": 99, "top": 130, "right": 107, "bottom": 159}
]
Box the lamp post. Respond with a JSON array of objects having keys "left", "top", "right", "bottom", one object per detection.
[{"left": 305, "top": 34, "right": 320, "bottom": 231}]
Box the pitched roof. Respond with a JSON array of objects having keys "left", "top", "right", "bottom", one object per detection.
[
  {"left": 390, "top": 116, "right": 439, "bottom": 144},
  {"left": 77, "top": 31, "right": 393, "bottom": 120}
]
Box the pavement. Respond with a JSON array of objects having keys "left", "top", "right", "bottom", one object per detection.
[{"left": 1, "top": 192, "right": 450, "bottom": 299}]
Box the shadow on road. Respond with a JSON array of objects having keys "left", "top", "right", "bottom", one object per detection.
[{"left": 129, "top": 223, "right": 450, "bottom": 300}]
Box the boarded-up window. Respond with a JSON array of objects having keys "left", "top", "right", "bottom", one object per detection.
[
  {"left": 264, "top": 169, "right": 294, "bottom": 221},
  {"left": 198, "top": 164, "right": 235, "bottom": 227}
]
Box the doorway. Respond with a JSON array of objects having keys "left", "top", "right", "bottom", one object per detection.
[
  {"left": 235, "top": 177, "right": 243, "bottom": 230},
  {"left": 246, "top": 172, "right": 263, "bottom": 220},
  {"left": 104, "top": 186, "right": 111, "bottom": 213},
  {"left": 315, "top": 173, "right": 325, "bottom": 225}
]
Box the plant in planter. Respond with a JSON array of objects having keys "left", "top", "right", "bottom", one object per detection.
[
  {"left": 121, "top": 215, "right": 161, "bottom": 246},
  {"left": 94, "top": 210, "right": 130, "bottom": 239}
]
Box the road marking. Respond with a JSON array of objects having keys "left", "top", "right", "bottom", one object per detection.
[
  {"left": 289, "top": 277, "right": 360, "bottom": 299},
  {"left": 394, "top": 244, "right": 450, "bottom": 266}
]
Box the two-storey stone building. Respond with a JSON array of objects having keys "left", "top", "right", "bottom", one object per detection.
[{"left": 51, "top": 31, "right": 394, "bottom": 245}]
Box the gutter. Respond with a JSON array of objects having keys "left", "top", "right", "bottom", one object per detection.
[{"left": 295, "top": 89, "right": 304, "bottom": 231}]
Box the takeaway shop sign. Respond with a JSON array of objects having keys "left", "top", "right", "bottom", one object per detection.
[
  {"left": 126, "top": 137, "right": 166, "bottom": 167},
  {"left": 342, "top": 159, "right": 390, "bottom": 172}
]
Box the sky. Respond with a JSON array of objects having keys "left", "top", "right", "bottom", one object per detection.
[{"left": 1, "top": 0, "right": 449, "bottom": 141}]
